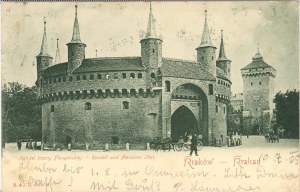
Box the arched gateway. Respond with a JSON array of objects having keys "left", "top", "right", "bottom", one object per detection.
[{"left": 170, "top": 84, "right": 208, "bottom": 143}]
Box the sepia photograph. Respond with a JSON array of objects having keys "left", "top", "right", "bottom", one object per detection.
[{"left": 1, "top": 1, "right": 299, "bottom": 192}]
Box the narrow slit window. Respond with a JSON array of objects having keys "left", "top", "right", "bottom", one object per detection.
[
  {"left": 84, "top": 102, "right": 91, "bottom": 110},
  {"left": 122, "top": 101, "right": 129, "bottom": 110},
  {"left": 165, "top": 81, "right": 170, "bottom": 92},
  {"left": 209, "top": 84, "right": 213, "bottom": 95},
  {"left": 51, "top": 105, "right": 54, "bottom": 112}
]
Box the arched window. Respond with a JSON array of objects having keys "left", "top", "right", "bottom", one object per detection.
[
  {"left": 58, "top": 77, "right": 61, "bottom": 83},
  {"left": 63, "top": 77, "right": 66, "bottom": 82},
  {"left": 105, "top": 74, "right": 110, "bottom": 80},
  {"left": 209, "top": 84, "right": 213, "bottom": 95},
  {"left": 251, "top": 82, "right": 253, "bottom": 86},
  {"left": 76, "top": 75, "right": 81, "bottom": 81},
  {"left": 53, "top": 78, "right": 57, "bottom": 83},
  {"left": 82, "top": 75, "right": 87, "bottom": 80},
  {"left": 259, "top": 82, "right": 262, "bottom": 85},
  {"left": 51, "top": 105, "right": 54, "bottom": 112},
  {"left": 152, "top": 49, "right": 155, "bottom": 53},
  {"left": 122, "top": 73, "right": 127, "bottom": 78},
  {"left": 84, "top": 102, "right": 91, "bottom": 110},
  {"left": 138, "top": 73, "right": 143, "bottom": 78},
  {"left": 49, "top": 79, "right": 52, "bottom": 84},
  {"left": 130, "top": 73, "right": 135, "bottom": 78},
  {"left": 215, "top": 105, "right": 218, "bottom": 113},
  {"left": 114, "top": 73, "right": 118, "bottom": 79},
  {"left": 150, "top": 73, "right": 155, "bottom": 78},
  {"left": 69, "top": 76, "right": 73, "bottom": 81},
  {"left": 90, "top": 74, "right": 94, "bottom": 80},
  {"left": 165, "top": 81, "right": 170, "bottom": 92},
  {"left": 122, "top": 101, "right": 129, "bottom": 110},
  {"left": 212, "top": 56, "right": 214, "bottom": 60},
  {"left": 97, "top": 74, "right": 102, "bottom": 79}
]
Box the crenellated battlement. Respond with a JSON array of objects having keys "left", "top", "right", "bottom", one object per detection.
[
  {"left": 40, "top": 88, "right": 161, "bottom": 103},
  {"left": 216, "top": 94, "right": 230, "bottom": 104}
]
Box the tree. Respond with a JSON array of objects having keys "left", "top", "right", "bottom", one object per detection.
[
  {"left": 2, "top": 82, "right": 42, "bottom": 142},
  {"left": 273, "top": 90, "right": 299, "bottom": 138}
]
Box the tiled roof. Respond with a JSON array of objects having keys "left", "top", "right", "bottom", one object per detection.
[
  {"left": 241, "top": 52, "right": 274, "bottom": 70},
  {"left": 241, "top": 59, "right": 273, "bottom": 70},
  {"left": 161, "top": 58, "right": 215, "bottom": 81},
  {"left": 73, "top": 57, "right": 145, "bottom": 73},
  {"left": 43, "top": 62, "right": 68, "bottom": 78},
  {"left": 216, "top": 67, "right": 229, "bottom": 81}
]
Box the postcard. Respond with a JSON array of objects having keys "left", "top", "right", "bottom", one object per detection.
[{"left": 1, "top": 1, "right": 299, "bottom": 192}]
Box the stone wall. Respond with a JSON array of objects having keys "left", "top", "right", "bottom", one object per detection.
[{"left": 42, "top": 93, "right": 161, "bottom": 146}]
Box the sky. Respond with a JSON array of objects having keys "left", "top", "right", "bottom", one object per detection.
[{"left": 1, "top": 1, "right": 299, "bottom": 94}]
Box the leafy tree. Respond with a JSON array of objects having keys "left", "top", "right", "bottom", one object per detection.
[
  {"left": 2, "top": 82, "right": 42, "bottom": 142},
  {"left": 273, "top": 90, "right": 299, "bottom": 138}
]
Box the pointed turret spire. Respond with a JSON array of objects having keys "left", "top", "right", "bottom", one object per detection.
[
  {"left": 55, "top": 38, "right": 61, "bottom": 64},
  {"left": 217, "top": 30, "right": 230, "bottom": 61},
  {"left": 38, "top": 17, "right": 51, "bottom": 57},
  {"left": 198, "top": 10, "right": 215, "bottom": 48},
  {"left": 143, "top": 2, "right": 160, "bottom": 40},
  {"left": 69, "top": 5, "right": 84, "bottom": 44},
  {"left": 252, "top": 42, "right": 263, "bottom": 60}
]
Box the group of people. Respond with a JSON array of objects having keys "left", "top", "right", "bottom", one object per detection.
[
  {"left": 227, "top": 136, "right": 242, "bottom": 146},
  {"left": 16, "top": 140, "right": 39, "bottom": 150}
]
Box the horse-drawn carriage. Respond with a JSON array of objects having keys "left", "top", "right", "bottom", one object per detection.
[
  {"left": 264, "top": 130, "right": 279, "bottom": 143},
  {"left": 150, "top": 135, "right": 203, "bottom": 152}
]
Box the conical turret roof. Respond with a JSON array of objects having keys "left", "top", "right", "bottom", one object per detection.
[
  {"left": 55, "top": 38, "right": 61, "bottom": 64},
  {"left": 142, "top": 3, "right": 161, "bottom": 40},
  {"left": 197, "top": 10, "right": 215, "bottom": 49},
  {"left": 68, "top": 5, "right": 85, "bottom": 44},
  {"left": 37, "top": 17, "right": 52, "bottom": 57},
  {"left": 217, "top": 30, "right": 230, "bottom": 61}
]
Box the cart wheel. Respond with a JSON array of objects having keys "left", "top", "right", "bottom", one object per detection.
[
  {"left": 183, "top": 144, "right": 190, "bottom": 151},
  {"left": 175, "top": 144, "right": 182, "bottom": 151},
  {"left": 197, "top": 141, "right": 203, "bottom": 151}
]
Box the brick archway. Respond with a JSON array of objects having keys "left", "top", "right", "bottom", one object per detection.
[
  {"left": 171, "top": 106, "right": 198, "bottom": 141},
  {"left": 170, "top": 83, "right": 208, "bottom": 144}
]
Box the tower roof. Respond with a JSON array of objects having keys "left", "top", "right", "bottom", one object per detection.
[
  {"left": 217, "top": 30, "right": 231, "bottom": 61},
  {"left": 68, "top": 5, "right": 85, "bottom": 44},
  {"left": 241, "top": 46, "right": 275, "bottom": 71},
  {"left": 197, "top": 10, "right": 215, "bottom": 49},
  {"left": 37, "top": 17, "right": 51, "bottom": 57},
  {"left": 55, "top": 38, "right": 61, "bottom": 64},
  {"left": 142, "top": 3, "right": 162, "bottom": 41}
]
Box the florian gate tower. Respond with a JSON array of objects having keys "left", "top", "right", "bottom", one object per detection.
[
  {"left": 241, "top": 48, "right": 277, "bottom": 135},
  {"left": 36, "top": 5, "right": 232, "bottom": 148}
]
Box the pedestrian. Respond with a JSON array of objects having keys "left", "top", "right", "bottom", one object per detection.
[
  {"left": 33, "top": 140, "right": 37, "bottom": 150},
  {"left": 17, "top": 140, "right": 22, "bottom": 151},
  {"left": 189, "top": 132, "right": 198, "bottom": 156},
  {"left": 28, "top": 140, "right": 32, "bottom": 149}
]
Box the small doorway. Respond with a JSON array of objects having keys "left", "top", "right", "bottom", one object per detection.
[
  {"left": 112, "top": 136, "right": 119, "bottom": 144},
  {"left": 66, "top": 136, "right": 72, "bottom": 144}
]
